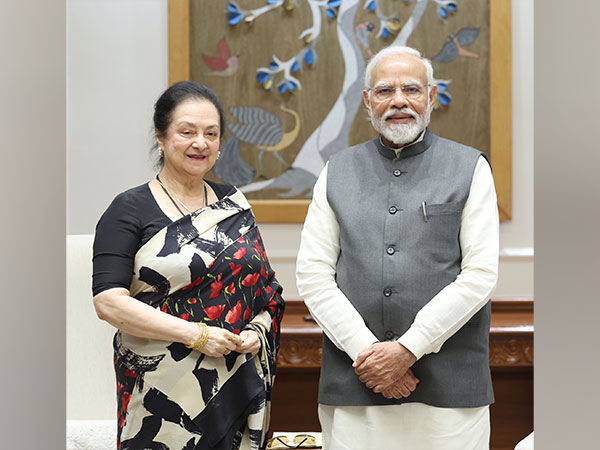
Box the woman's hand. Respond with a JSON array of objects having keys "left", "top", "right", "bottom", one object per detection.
[
  {"left": 235, "top": 329, "right": 261, "bottom": 356},
  {"left": 200, "top": 326, "right": 241, "bottom": 357}
]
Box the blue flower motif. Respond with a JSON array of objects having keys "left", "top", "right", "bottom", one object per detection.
[
  {"left": 256, "top": 71, "right": 271, "bottom": 83},
  {"left": 228, "top": 12, "right": 242, "bottom": 25},
  {"left": 269, "top": 61, "right": 279, "bottom": 70},
  {"left": 227, "top": 3, "right": 238, "bottom": 13},
  {"left": 382, "top": 27, "right": 390, "bottom": 38},
  {"left": 447, "top": 2, "right": 457, "bottom": 11},
  {"left": 438, "top": 7, "right": 448, "bottom": 19},
  {"left": 267, "top": 0, "right": 279, "bottom": 3},
  {"left": 287, "top": 81, "right": 297, "bottom": 91},
  {"left": 325, "top": 8, "right": 337, "bottom": 19},
  {"left": 367, "top": 1, "right": 376, "bottom": 11},
  {"left": 328, "top": 0, "right": 341, "bottom": 7},
  {"left": 291, "top": 61, "right": 300, "bottom": 73},
  {"left": 304, "top": 49, "right": 315, "bottom": 65},
  {"left": 278, "top": 83, "right": 288, "bottom": 94},
  {"left": 437, "top": 82, "right": 447, "bottom": 91}
]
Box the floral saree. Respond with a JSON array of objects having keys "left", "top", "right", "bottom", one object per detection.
[{"left": 113, "top": 189, "right": 285, "bottom": 450}]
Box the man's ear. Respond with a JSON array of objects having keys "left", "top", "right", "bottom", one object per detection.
[
  {"left": 429, "top": 84, "right": 438, "bottom": 113},
  {"left": 363, "top": 90, "right": 372, "bottom": 117}
]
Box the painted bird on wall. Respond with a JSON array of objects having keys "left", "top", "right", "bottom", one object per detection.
[
  {"left": 228, "top": 103, "right": 300, "bottom": 179},
  {"left": 355, "top": 21, "right": 375, "bottom": 59},
  {"left": 202, "top": 38, "right": 239, "bottom": 77},
  {"left": 432, "top": 28, "right": 480, "bottom": 63},
  {"left": 212, "top": 104, "right": 301, "bottom": 186}
]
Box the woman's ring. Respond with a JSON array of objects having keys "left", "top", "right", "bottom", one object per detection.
[{"left": 224, "top": 349, "right": 231, "bottom": 355}]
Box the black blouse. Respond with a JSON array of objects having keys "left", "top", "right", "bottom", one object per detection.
[{"left": 92, "top": 180, "right": 234, "bottom": 296}]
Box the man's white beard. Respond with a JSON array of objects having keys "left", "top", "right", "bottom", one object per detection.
[{"left": 370, "top": 102, "right": 430, "bottom": 147}]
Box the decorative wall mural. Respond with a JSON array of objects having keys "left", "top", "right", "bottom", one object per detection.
[{"left": 169, "top": 0, "right": 511, "bottom": 222}]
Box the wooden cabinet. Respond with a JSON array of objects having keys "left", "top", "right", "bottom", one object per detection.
[{"left": 271, "top": 298, "right": 533, "bottom": 450}]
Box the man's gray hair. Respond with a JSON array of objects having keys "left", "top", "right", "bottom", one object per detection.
[{"left": 364, "top": 46, "right": 434, "bottom": 90}]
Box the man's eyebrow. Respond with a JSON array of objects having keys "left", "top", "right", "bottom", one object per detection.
[{"left": 373, "top": 81, "right": 394, "bottom": 89}]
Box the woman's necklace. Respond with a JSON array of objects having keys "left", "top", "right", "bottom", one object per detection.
[{"left": 156, "top": 174, "right": 207, "bottom": 216}]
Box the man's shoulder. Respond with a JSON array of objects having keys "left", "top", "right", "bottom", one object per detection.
[
  {"left": 329, "top": 138, "right": 378, "bottom": 164},
  {"left": 430, "top": 133, "right": 483, "bottom": 158}
]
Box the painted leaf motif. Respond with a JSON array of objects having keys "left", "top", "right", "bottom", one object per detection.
[
  {"left": 256, "top": 71, "right": 271, "bottom": 83},
  {"left": 304, "top": 49, "right": 315, "bottom": 65},
  {"left": 438, "top": 92, "right": 451, "bottom": 106},
  {"left": 228, "top": 12, "right": 242, "bottom": 25}
]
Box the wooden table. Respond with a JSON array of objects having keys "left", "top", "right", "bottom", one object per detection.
[{"left": 271, "top": 298, "right": 533, "bottom": 450}]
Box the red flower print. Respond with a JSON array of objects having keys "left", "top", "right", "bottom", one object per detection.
[
  {"left": 243, "top": 306, "right": 251, "bottom": 321},
  {"left": 179, "top": 313, "right": 190, "bottom": 321},
  {"left": 210, "top": 273, "right": 223, "bottom": 299},
  {"left": 255, "top": 288, "right": 262, "bottom": 298},
  {"left": 254, "top": 240, "right": 267, "bottom": 260},
  {"left": 205, "top": 304, "right": 225, "bottom": 320},
  {"left": 161, "top": 303, "right": 168, "bottom": 313},
  {"left": 182, "top": 276, "right": 203, "bottom": 291},
  {"left": 122, "top": 391, "right": 131, "bottom": 413},
  {"left": 237, "top": 236, "right": 245, "bottom": 243},
  {"left": 265, "top": 286, "right": 273, "bottom": 294},
  {"left": 188, "top": 298, "right": 197, "bottom": 304},
  {"left": 225, "top": 300, "right": 242, "bottom": 324},
  {"left": 124, "top": 369, "right": 137, "bottom": 378},
  {"left": 229, "top": 262, "right": 242, "bottom": 276},
  {"left": 119, "top": 415, "right": 125, "bottom": 428},
  {"left": 225, "top": 282, "right": 236, "bottom": 295},
  {"left": 242, "top": 273, "right": 260, "bottom": 287},
  {"left": 232, "top": 328, "right": 241, "bottom": 335},
  {"left": 233, "top": 247, "right": 247, "bottom": 259},
  {"left": 117, "top": 382, "right": 124, "bottom": 393}
]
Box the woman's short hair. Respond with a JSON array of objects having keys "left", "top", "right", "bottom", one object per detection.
[{"left": 153, "top": 80, "right": 226, "bottom": 139}]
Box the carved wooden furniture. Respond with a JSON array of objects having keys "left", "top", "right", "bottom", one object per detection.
[{"left": 271, "top": 298, "right": 533, "bottom": 450}]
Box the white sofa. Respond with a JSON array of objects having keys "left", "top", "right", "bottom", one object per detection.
[{"left": 66, "top": 234, "right": 116, "bottom": 449}]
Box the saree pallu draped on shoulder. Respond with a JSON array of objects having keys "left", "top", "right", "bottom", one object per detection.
[{"left": 113, "top": 189, "right": 285, "bottom": 450}]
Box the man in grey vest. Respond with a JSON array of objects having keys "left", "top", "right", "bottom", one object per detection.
[{"left": 296, "top": 45, "right": 499, "bottom": 449}]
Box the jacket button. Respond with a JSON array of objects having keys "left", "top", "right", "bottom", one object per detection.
[
  {"left": 383, "top": 288, "right": 392, "bottom": 297},
  {"left": 386, "top": 247, "right": 395, "bottom": 255},
  {"left": 393, "top": 169, "right": 402, "bottom": 177},
  {"left": 389, "top": 206, "right": 398, "bottom": 214},
  {"left": 385, "top": 330, "right": 395, "bottom": 340}
]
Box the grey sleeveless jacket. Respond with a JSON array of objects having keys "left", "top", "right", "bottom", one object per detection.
[{"left": 319, "top": 129, "right": 494, "bottom": 408}]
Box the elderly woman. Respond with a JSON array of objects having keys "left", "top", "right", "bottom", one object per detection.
[{"left": 92, "top": 81, "right": 285, "bottom": 450}]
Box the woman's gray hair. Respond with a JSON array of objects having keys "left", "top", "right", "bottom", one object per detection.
[{"left": 364, "top": 45, "right": 434, "bottom": 90}]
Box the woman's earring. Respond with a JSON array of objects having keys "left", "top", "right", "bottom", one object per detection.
[
  {"left": 217, "top": 151, "right": 221, "bottom": 160},
  {"left": 158, "top": 147, "right": 164, "bottom": 158}
]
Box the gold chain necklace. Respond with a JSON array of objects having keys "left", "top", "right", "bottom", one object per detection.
[{"left": 156, "top": 174, "right": 207, "bottom": 216}]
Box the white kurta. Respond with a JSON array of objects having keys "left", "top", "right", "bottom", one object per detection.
[{"left": 296, "top": 143, "right": 499, "bottom": 450}]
